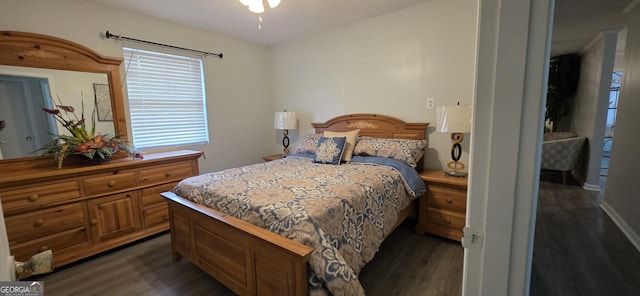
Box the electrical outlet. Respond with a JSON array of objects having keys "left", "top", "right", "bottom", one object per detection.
[{"left": 426, "top": 97, "right": 435, "bottom": 110}]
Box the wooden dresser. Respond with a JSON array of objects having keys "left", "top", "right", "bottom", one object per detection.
[
  {"left": 0, "top": 150, "right": 202, "bottom": 269},
  {"left": 415, "top": 170, "right": 468, "bottom": 242}
]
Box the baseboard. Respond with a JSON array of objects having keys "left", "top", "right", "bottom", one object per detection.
[
  {"left": 582, "top": 182, "right": 602, "bottom": 191},
  {"left": 601, "top": 202, "right": 640, "bottom": 253},
  {"left": 571, "top": 171, "right": 601, "bottom": 191}
]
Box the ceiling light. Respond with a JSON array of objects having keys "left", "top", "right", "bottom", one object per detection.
[
  {"left": 239, "top": 0, "right": 282, "bottom": 30},
  {"left": 248, "top": 1, "right": 264, "bottom": 13},
  {"left": 239, "top": 0, "right": 280, "bottom": 13},
  {"left": 267, "top": 0, "right": 281, "bottom": 8}
]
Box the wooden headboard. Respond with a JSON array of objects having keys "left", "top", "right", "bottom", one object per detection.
[{"left": 311, "top": 113, "right": 429, "bottom": 170}]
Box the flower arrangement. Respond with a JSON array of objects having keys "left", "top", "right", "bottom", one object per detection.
[{"left": 39, "top": 100, "right": 142, "bottom": 168}]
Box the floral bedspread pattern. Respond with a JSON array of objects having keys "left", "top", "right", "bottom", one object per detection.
[{"left": 173, "top": 156, "right": 422, "bottom": 295}]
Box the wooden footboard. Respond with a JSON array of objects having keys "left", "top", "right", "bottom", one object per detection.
[
  {"left": 163, "top": 191, "right": 415, "bottom": 295},
  {"left": 162, "top": 192, "right": 314, "bottom": 296}
]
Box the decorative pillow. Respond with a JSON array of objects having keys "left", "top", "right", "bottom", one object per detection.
[
  {"left": 323, "top": 129, "right": 360, "bottom": 163},
  {"left": 314, "top": 136, "right": 347, "bottom": 165},
  {"left": 292, "top": 133, "right": 321, "bottom": 154},
  {"left": 353, "top": 136, "right": 427, "bottom": 168}
]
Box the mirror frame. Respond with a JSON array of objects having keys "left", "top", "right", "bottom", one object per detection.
[{"left": 0, "top": 31, "right": 127, "bottom": 167}]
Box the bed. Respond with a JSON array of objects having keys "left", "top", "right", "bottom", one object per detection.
[{"left": 161, "top": 113, "right": 429, "bottom": 295}]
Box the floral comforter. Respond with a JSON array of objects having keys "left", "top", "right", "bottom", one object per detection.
[{"left": 173, "top": 155, "right": 425, "bottom": 295}]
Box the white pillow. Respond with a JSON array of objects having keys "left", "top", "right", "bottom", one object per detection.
[{"left": 323, "top": 129, "right": 360, "bottom": 163}]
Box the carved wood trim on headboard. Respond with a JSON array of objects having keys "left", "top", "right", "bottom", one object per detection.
[
  {"left": 311, "top": 113, "right": 429, "bottom": 171},
  {"left": 311, "top": 113, "right": 428, "bottom": 140}
]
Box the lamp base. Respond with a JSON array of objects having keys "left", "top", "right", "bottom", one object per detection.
[{"left": 444, "top": 170, "right": 468, "bottom": 177}]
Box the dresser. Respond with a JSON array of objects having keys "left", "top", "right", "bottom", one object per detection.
[
  {"left": 0, "top": 150, "right": 202, "bottom": 269},
  {"left": 415, "top": 170, "right": 468, "bottom": 242}
]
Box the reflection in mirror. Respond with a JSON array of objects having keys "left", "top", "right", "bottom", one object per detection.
[{"left": 0, "top": 65, "right": 113, "bottom": 160}]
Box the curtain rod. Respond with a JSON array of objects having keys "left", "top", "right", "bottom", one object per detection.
[{"left": 105, "top": 30, "right": 223, "bottom": 59}]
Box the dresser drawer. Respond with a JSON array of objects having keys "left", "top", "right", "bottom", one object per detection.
[
  {"left": 83, "top": 172, "right": 136, "bottom": 196},
  {"left": 427, "top": 186, "right": 467, "bottom": 212},
  {"left": 10, "top": 227, "right": 89, "bottom": 264},
  {"left": 1, "top": 181, "right": 80, "bottom": 213},
  {"left": 424, "top": 207, "right": 466, "bottom": 230},
  {"left": 5, "top": 203, "right": 85, "bottom": 244},
  {"left": 140, "top": 182, "right": 178, "bottom": 206},
  {"left": 142, "top": 203, "right": 169, "bottom": 228},
  {"left": 138, "top": 162, "right": 193, "bottom": 186}
]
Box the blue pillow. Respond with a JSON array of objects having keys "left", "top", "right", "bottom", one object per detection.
[{"left": 314, "top": 136, "right": 347, "bottom": 165}]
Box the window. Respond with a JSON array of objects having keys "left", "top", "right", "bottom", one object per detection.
[
  {"left": 602, "top": 71, "right": 622, "bottom": 177},
  {"left": 123, "top": 47, "right": 209, "bottom": 149}
]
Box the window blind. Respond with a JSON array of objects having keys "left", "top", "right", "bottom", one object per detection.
[{"left": 123, "top": 47, "right": 209, "bottom": 149}]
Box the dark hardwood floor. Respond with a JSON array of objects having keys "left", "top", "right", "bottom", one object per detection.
[
  {"left": 33, "top": 219, "right": 464, "bottom": 296},
  {"left": 530, "top": 180, "right": 640, "bottom": 296},
  {"left": 31, "top": 179, "right": 640, "bottom": 295}
]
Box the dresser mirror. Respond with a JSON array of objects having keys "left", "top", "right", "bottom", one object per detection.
[{"left": 0, "top": 31, "right": 127, "bottom": 164}]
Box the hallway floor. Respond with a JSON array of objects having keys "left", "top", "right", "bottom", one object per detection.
[{"left": 530, "top": 181, "right": 640, "bottom": 296}]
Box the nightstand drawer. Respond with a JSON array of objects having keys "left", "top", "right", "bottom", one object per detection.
[
  {"left": 425, "top": 207, "right": 466, "bottom": 230},
  {"left": 427, "top": 187, "right": 467, "bottom": 212},
  {"left": 423, "top": 222, "right": 463, "bottom": 242}
]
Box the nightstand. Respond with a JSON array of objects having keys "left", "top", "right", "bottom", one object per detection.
[
  {"left": 262, "top": 154, "right": 283, "bottom": 162},
  {"left": 415, "top": 170, "right": 468, "bottom": 242}
]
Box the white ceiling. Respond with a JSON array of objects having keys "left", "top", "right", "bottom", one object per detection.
[
  {"left": 551, "top": 0, "right": 634, "bottom": 56},
  {"left": 89, "top": 0, "right": 636, "bottom": 54},
  {"left": 89, "top": 0, "right": 429, "bottom": 46}
]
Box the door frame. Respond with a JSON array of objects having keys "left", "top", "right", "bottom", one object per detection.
[{"left": 463, "top": 0, "right": 553, "bottom": 295}]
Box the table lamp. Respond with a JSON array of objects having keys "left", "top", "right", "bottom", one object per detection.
[
  {"left": 274, "top": 110, "right": 297, "bottom": 156},
  {"left": 436, "top": 103, "right": 472, "bottom": 176}
]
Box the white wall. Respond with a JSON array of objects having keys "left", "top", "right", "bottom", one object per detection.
[
  {"left": 0, "top": 0, "right": 274, "bottom": 173},
  {"left": 603, "top": 7, "right": 640, "bottom": 250},
  {"left": 271, "top": 0, "right": 478, "bottom": 170},
  {"left": 571, "top": 32, "right": 617, "bottom": 189},
  {"left": 614, "top": 28, "right": 627, "bottom": 71}
]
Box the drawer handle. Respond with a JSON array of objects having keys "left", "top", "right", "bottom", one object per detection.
[
  {"left": 39, "top": 246, "right": 49, "bottom": 252},
  {"left": 108, "top": 180, "right": 116, "bottom": 187},
  {"left": 34, "top": 219, "right": 44, "bottom": 227},
  {"left": 446, "top": 197, "right": 453, "bottom": 204},
  {"left": 90, "top": 219, "right": 98, "bottom": 225},
  {"left": 29, "top": 194, "right": 40, "bottom": 202},
  {"left": 444, "top": 217, "right": 452, "bottom": 224},
  {"left": 165, "top": 171, "right": 171, "bottom": 177}
]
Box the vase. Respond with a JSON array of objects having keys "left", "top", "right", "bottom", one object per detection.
[{"left": 73, "top": 154, "right": 111, "bottom": 166}]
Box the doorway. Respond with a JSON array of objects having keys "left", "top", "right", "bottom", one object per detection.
[{"left": 0, "top": 75, "right": 55, "bottom": 159}]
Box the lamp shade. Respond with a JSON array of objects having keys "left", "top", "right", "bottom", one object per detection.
[
  {"left": 274, "top": 111, "right": 297, "bottom": 130},
  {"left": 436, "top": 104, "right": 472, "bottom": 133}
]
